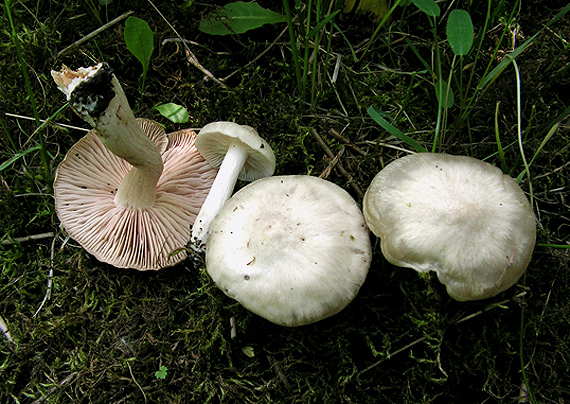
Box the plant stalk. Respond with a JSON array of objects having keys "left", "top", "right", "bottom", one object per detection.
[{"left": 6, "top": 0, "right": 52, "bottom": 182}]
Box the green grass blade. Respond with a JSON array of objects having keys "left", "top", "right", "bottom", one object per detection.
[
  {"left": 537, "top": 243, "right": 570, "bottom": 249},
  {"left": 283, "top": 0, "right": 303, "bottom": 99},
  {"left": 478, "top": 2, "right": 570, "bottom": 90},
  {"left": 435, "top": 78, "right": 454, "bottom": 109},
  {"left": 0, "top": 116, "right": 17, "bottom": 151},
  {"left": 516, "top": 122, "right": 559, "bottom": 183},
  {"left": 307, "top": 10, "right": 340, "bottom": 38},
  {"left": 359, "top": 0, "right": 405, "bottom": 62},
  {"left": 1, "top": 102, "right": 71, "bottom": 173},
  {"left": 404, "top": 37, "right": 433, "bottom": 75},
  {"left": 0, "top": 146, "right": 42, "bottom": 172},
  {"left": 368, "top": 106, "right": 428, "bottom": 153},
  {"left": 333, "top": 22, "right": 358, "bottom": 62},
  {"left": 494, "top": 102, "right": 509, "bottom": 173},
  {"left": 5, "top": 0, "right": 51, "bottom": 182}
]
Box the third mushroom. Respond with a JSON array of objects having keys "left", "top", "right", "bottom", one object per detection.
[{"left": 363, "top": 153, "right": 536, "bottom": 301}]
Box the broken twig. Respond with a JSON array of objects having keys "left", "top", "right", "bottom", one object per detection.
[
  {"left": 56, "top": 11, "right": 134, "bottom": 58},
  {"left": 2, "top": 231, "right": 55, "bottom": 245},
  {"left": 311, "top": 128, "right": 363, "bottom": 198}
]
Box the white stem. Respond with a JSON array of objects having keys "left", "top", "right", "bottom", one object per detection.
[
  {"left": 191, "top": 142, "right": 248, "bottom": 248},
  {"left": 53, "top": 64, "right": 163, "bottom": 210},
  {"left": 95, "top": 77, "right": 162, "bottom": 170},
  {"left": 114, "top": 165, "right": 161, "bottom": 209},
  {"left": 96, "top": 77, "right": 164, "bottom": 209}
]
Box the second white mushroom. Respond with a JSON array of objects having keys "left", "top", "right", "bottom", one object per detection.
[
  {"left": 191, "top": 122, "right": 276, "bottom": 249},
  {"left": 205, "top": 175, "right": 372, "bottom": 327}
]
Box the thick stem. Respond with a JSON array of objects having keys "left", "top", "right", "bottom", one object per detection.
[
  {"left": 100, "top": 77, "right": 163, "bottom": 209},
  {"left": 191, "top": 142, "right": 248, "bottom": 248},
  {"left": 96, "top": 77, "right": 162, "bottom": 166},
  {"left": 114, "top": 166, "right": 161, "bottom": 209},
  {"left": 52, "top": 64, "right": 163, "bottom": 210}
]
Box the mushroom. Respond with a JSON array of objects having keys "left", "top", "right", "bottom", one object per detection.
[
  {"left": 52, "top": 63, "right": 217, "bottom": 270},
  {"left": 190, "top": 121, "right": 276, "bottom": 249},
  {"left": 205, "top": 175, "right": 371, "bottom": 327},
  {"left": 363, "top": 153, "right": 536, "bottom": 301}
]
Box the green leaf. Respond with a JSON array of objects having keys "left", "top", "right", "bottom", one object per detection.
[
  {"left": 446, "top": 9, "right": 473, "bottom": 56},
  {"left": 410, "top": 0, "right": 440, "bottom": 17},
  {"left": 199, "top": 2, "right": 286, "bottom": 36},
  {"left": 367, "top": 106, "right": 428, "bottom": 153},
  {"left": 241, "top": 346, "right": 255, "bottom": 357},
  {"left": 155, "top": 103, "right": 189, "bottom": 123},
  {"left": 155, "top": 365, "right": 168, "bottom": 379},
  {"left": 124, "top": 16, "right": 154, "bottom": 74}
]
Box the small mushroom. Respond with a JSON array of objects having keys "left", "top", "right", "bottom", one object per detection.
[
  {"left": 205, "top": 175, "right": 371, "bottom": 327},
  {"left": 363, "top": 153, "right": 536, "bottom": 301},
  {"left": 52, "top": 63, "right": 217, "bottom": 270},
  {"left": 190, "top": 121, "right": 276, "bottom": 249}
]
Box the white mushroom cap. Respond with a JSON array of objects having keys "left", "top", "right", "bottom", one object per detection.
[
  {"left": 363, "top": 153, "right": 536, "bottom": 301},
  {"left": 190, "top": 122, "right": 276, "bottom": 248},
  {"left": 196, "top": 122, "right": 275, "bottom": 181},
  {"left": 54, "top": 120, "right": 217, "bottom": 270},
  {"left": 205, "top": 175, "right": 372, "bottom": 327}
]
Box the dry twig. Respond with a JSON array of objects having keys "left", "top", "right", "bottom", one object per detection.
[
  {"left": 311, "top": 128, "right": 363, "bottom": 198},
  {"left": 147, "top": 0, "right": 227, "bottom": 88},
  {"left": 55, "top": 11, "right": 134, "bottom": 58}
]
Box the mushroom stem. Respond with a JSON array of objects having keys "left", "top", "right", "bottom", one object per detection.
[
  {"left": 191, "top": 141, "right": 248, "bottom": 247},
  {"left": 100, "top": 75, "right": 163, "bottom": 209},
  {"left": 52, "top": 63, "right": 163, "bottom": 210}
]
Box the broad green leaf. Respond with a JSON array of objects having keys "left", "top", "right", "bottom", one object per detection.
[
  {"left": 447, "top": 9, "right": 474, "bottom": 56},
  {"left": 124, "top": 16, "right": 154, "bottom": 74},
  {"left": 410, "top": 0, "right": 440, "bottom": 17},
  {"left": 367, "top": 106, "right": 428, "bottom": 153},
  {"left": 155, "top": 103, "right": 189, "bottom": 123},
  {"left": 199, "top": 2, "right": 286, "bottom": 36}
]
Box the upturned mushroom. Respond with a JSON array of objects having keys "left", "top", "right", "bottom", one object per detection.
[
  {"left": 190, "top": 121, "right": 275, "bottom": 249},
  {"left": 363, "top": 153, "right": 536, "bottom": 301},
  {"left": 52, "top": 63, "right": 217, "bottom": 270},
  {"left": 205, "top": 175, "right": 371, "bottom": 327}
]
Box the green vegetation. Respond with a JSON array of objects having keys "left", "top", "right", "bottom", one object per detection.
[
  {"left": 1, "top": 0, "right": 569, "bottom": 403},
  {"left": 123, "top": 15, "right": 154, "bottom": 95}
]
